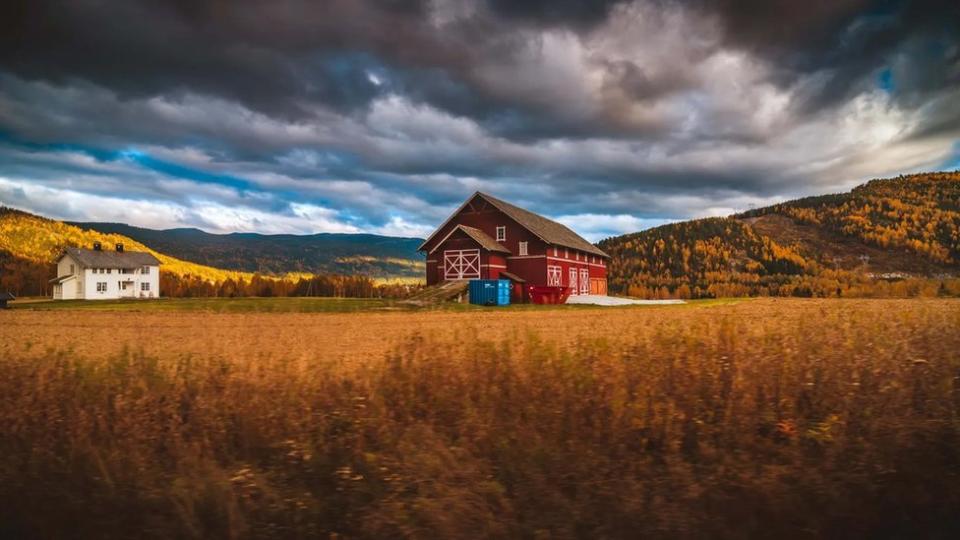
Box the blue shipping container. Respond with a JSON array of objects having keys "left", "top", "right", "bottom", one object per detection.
[{"left": 469, "top": 279, "right": 511, "bottom": 306}]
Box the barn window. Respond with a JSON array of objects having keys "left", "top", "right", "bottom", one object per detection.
[
  {"left": 576, "top": 252, "right": 580, "bottom": 261},
  {"left": 553, "top": 247, "right": 558, "bottom": 256},
  {"left": 519, "top": 241, "right": 528, "bottom": 256},
  {"left": 496, "top": 226, "right": 506, "bottom": 242},
  {"left": 564, "top": 248, "right": 569, "bottom": 258},
  {"left": 547, "top": 265, "right": 562, "bottom": 286}
]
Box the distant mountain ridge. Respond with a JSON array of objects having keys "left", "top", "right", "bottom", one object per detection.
[
  {"left": 599, "top": 172, "right": 960, "bottom": 298},
  {"left": 69, "top": 222, "right": 426, "bottom": 279}
]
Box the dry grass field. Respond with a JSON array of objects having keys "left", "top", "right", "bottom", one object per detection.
[{"left": 1, "top": 298, "right": 959, "bottom": 538}]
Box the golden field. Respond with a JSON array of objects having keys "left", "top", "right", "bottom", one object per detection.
[{"left": 1, "top": 299, "right": 959, "bottom": 538}]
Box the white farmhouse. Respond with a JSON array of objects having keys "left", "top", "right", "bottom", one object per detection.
[{"left": 51, "top": 242, "right": 161, "bottom": 300}]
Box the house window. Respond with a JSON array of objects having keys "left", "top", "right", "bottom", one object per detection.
[
  {"left": 496, "top": 226, "right": 506, "bottom": 242},
  {"left": 141, "top": 282, "right": 150, "bottom": 291},
  {"left": 141, "top": 266, "right": 150, "bottom": 274},
  {"left": 106, "top": 268, "right": 112, "bottom": 274},
  {"left": 96, "top": 282, "right": 107, "bottom": 293},
  {"left": 547, "top": 265, "right": 562, "bottom": 286},
  {"left": 519, "top": 241, "right": 528, "bottom": 256},
  {"left": 69, "top": 264, "right": 75, "bottom": 274}
]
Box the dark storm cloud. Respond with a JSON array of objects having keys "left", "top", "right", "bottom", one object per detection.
[
  {"left": 0, "top": 0, "right": 958, "bottom": 238},
  {"left": 701, "top": 0, "right": 960, "bottom": 112},
  {"left": 486, "top": 0, "right": 627, "bottom": 28}
]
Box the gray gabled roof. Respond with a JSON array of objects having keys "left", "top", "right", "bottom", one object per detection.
[
  {"left": 59, "top": 247, "right": 161, "bottom": 269},
  {"left": 429, "top": 225, "right": 511, "bottom": 254},
  {"left": 419, "top": 192, "right": 609, "bottom": 258}
]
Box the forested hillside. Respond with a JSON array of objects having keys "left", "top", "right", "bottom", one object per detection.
[
  {"left": 0, "top": 208, "right": 413, "bottom": 298},
  {"left": 600, "top": 172, "right": 960, "bottom": 298},
  {"left": 75, "top": 222, "right": 424, "bottom": 279}
]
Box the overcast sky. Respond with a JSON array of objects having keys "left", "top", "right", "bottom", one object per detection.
[{"left": 1, "top": 0, "right": 958, "bottom": 241}]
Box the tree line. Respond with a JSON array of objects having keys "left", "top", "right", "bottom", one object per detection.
[
  {"left": 1, "top": 251, "right": 418, "bottom": 299},
  {"left": 598, "top": 172, "right": 960, "bottom": 300}
]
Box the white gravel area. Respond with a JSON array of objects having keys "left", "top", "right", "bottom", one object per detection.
[{"left": 565, "top": 295, "right": 685, "bottom": 306}]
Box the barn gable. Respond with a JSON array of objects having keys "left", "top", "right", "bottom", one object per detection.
[{"left": 429, "top": 225, "right": 510, "bottom": 254}]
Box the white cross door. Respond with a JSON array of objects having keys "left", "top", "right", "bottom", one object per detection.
[
  {"left": 568, "top": 267, "right": 578, "bottom": 295},
  {"left": 443, "top": 249, "right": 480, "bottom": 280}
]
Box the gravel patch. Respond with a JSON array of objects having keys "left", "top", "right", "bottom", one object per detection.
[{"left": 565, "top": 295, "right": 685, "bottom": 306}]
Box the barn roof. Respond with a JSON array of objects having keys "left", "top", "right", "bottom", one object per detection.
[
  {"left": 419, "top": 192, "right": 609, "bottom": 258},
  {"left": 478, "top": 192, "right": 608, "bottom": 257},
  {"left": 429, "top": 225, "right": 511, "bottom": 254},
  {"left": 59, "top": 247, "right": 162, "bottom": 269}
]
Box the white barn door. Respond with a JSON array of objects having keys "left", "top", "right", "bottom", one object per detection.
[
  {"left": 568, "top": 267, "right": 578, "bottom": 295},
  {"left": 580, "top": 269, "right": 590, "bottom": 295},
  {"left": 443, "top": 249, "right": 480, "bottom": 280}
]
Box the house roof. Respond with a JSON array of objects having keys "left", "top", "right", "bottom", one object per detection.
[
  {"left": 49, "top": 274, "right": 76, "bottom": 284},
  {"left": 419, "top": 192, "right": 609, "bottom": 258},
  {"left": 429, "top": 225, "right": 511, "bottom": 254},
  {"left": 59, "top": 247, "right": 162, "bottom": 269}
]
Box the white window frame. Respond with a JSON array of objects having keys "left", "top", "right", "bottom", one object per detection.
[
  {"left": 547, "top": 265, "right": 562, "bottom": 286},
  {"left": 496, "top": 226, "right": 506, "bottom": 242},
  {"left": 96, "top": 282, "right": 107, "bottom": 293},
  {"left": 141, "top": 282, "right": 150, "bottom": 291},
  {"left": 518, "top": 241, "right": 528, "bottom": 256},
  {"left": 141, "top": 266, "right": 150, "bottom": 274}
]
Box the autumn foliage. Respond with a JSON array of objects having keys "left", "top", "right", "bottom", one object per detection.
[
  {"left": 0, "top": 207, "right": 418, "bottom": 298},
  {"left": 600, "top": 172, "right": 960, "bottom": 299}
]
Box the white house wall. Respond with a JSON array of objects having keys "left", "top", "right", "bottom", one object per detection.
[
  {"left": 52, "top": 253, "right": 160, "bottom": 300},
  {"left": 59, "top": 277, "right": 77, "bottom": 299},
  {"left": 82, "top": 266, "right": 160, "bottom": 300},
  {"left": 57, "top": 255, "right": 78, "bottom": 279}
]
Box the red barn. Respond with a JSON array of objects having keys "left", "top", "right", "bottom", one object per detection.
[{"left": 418, "top": 192, "right": 610, "bottom": 298}]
